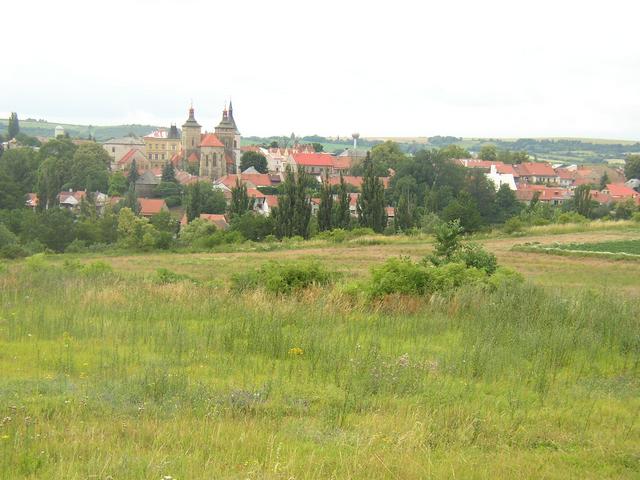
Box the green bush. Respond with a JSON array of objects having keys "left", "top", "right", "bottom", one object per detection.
[
  {"left": 0, "top": 224, "right": 18, "bottom": 248},
  {"left": 453, "top": 243, "right": 498, "bottom": 275},
  {"left": 632, "top": 212, "right": 640, "bottom": 223},
  {"left": 155, "top": 268, "right": 190, "bottom": 284},
  {"left": 25, "top": 253, "right": 49, "bottom": 271},
  {"left": 65, "top": 239, "right": 89, "bottom": 253},
  {"left": 0, "top": 244, "right": 29, "bottom": 259},
  {"left": 503, "top": 217, "right": 524, "bottom": 234},
  {"left": 82, "top": 261, "right": 113, "bottom": 276},
  {"left": 487, "top": 267, "right": 525, "bottom": 291},
  {"left": 231, "top": 260, "right": 335, "bottom": 295}
]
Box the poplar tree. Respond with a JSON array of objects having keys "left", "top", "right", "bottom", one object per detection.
[
  {"left": 333, "top": 172, "right": 351, "bottom": 229},
  {"left": 395, "top": 190, "right": 415, "bottom": 231},
  {"left": 7, "top": 112, "right": 19, "bottom": 139},
  {"left": 317, "top": 173, "right": 333, "bottom": 231},
  {"left": 229, "top": 177, "right": 253, "bottom": 218},
  {"left": 273, "top": 166, "right": 312, "bottom": 238},
  {"left": 356, "top": 152, "right": 386, "bottom": 233},
  {"left": 127, "top": 159, "right": 140, "bottom": 186}
]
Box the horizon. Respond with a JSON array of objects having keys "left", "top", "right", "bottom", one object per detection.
[{"left": 2, "top": 0, "right": 640, "bottom": 140}]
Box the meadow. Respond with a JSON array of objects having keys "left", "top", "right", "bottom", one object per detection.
[{"left": 0, "top": 227, "right": 639, "bottom": 479}]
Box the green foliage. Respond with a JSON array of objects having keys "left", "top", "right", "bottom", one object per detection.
[
  {"left": 395, "top": 190, "right": 415, "bottom": 232},
  {"left": 311, "top": 142, "right": 324, "bottom": 152},
  {"left": 240, "top": 151, "right": 268, "bottom": 173},
  {"left": 433, "top": 220, "right": 463, "bottom": 259},
  {"left": 108, "top": 172, "right": 127, "bottom": 196},
  {"left": 318, "top": 174, "right": 333, "bottom": 232},
  {"left": 624, "top": 154, "right": 640, "bottom": 180},
  {"left": 127, "top": 158, "right": 140, "bottom": 185},
  {"left": 453, "top": 243, "right": 498, "bottom": 275},
  {"left": 357, "top": 152, "right": 387, "bottom": 233},
  {"left": 186, "top": 182, "right": 226, "bottom": 221},
  {"left": 231, "top": 260, "right": 335, "bottom": 295},
  {"left": 0, "top": 148, "right": 39, "bottom": 209},
  {"left": 494, "top": 184, "right": 521, "bottom": 223},
  {"left": 0, "top": 244, "right": 29, "bottom": 259},
  {"left": 478, "top": 144, "right": 497, "bottom": 161},
  {"left": 69, "top": 143, "right": 111, "bottom": 192},
  {"left": 0, "top": 223, "right": 18, "bottom": 248},
  {"left": 503, "top": 217, "right": 524, "bottom": 234},
  {"left": 155, "top": 268, "right": 190, "bottom": 284},
  {"left": 229, "top": 213, "right": 274, "bottom": 241},
  {"left": 161, "top": 163, "right": 176, "bottom": 183},
  {"left": 36, "top": 138, "right": 78, "bottom": 209},
  {"left": 229, "top": 178, "right": 254, "bottom": 218},
  {"left": 573, "top": 184, "right": 592, "bottom": 218},
  {"left": 441, "top": 192, "right": 482, "bottom": 233},
  {"left": 272, "top": 167, "right": 312, "bottom": 238},
  {"left": 7, "top": 112, "right": 19, "bottom": 139},
  {"left": 333, "top": 172, "right": 351, "bottom": 230},
  {"left": 117, "top": 207, "right": 160, "bottom": 250}
]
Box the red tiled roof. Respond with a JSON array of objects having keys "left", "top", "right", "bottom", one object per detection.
[
  {"left": 555, "top": 168, "right": 576, "bottom": 180},
  {"left": 293, "top": 153, "right": 336, "bottom": 167},
  {"left": 200, "top": 133, "right": 224, "bottom": 148},
  {"left": 117, "top": 148, "right": 144, "bottom": 166},
  {"left": 58, "top": 191, "right": 86, "bottom": 203},
  {"left": 515, "top": 185, "right": 571, "bottom": 202},
  {"left": 327, "top": 175, "right": 390, "bottom": 189},
  {"left": 515, "top": 162, "right": 556, "bottom": 177},
  {"left": 241, "top": 173, "right": 272, "bottom": 187},
  {"left": 264, "top": 195, "right": 279, "bottom": 208},
  {"left": 333, "top": 157, "right": 352, "bottom": 170},
  {"left": 589, "top": 190, "right": 613, "bottom": 204},
  {"left": 137, "top": 198, "right": 167, "bottom": 216},
  {"left": 246, "top": 187, "right": 266, "bottom": 198},
  {"left": 188, "top": 152, "right": 200, "bottom": 164},
  {"left": 199, "top": 213, "right": 229, "bottom": 230},
  {"left": 605, "top": 183, "right": 639, "bottom": 199}
]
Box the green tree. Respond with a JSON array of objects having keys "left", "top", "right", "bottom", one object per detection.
[
  {"left": 69, "top": 143, "right": 111, "bottom": 192},
  {"left": 7, "top": 112, "right": 19, "bottom": 139},
  {"left": 161, "top": 162, "right": 177, "bottom": 183},
  {"left": 312, "top": 142, "right": 324, "bottom": 152},
  {"left": 573, "top": 184, "right": 592, "bottom": 218},
  {"left": 123, "top": 184, "right": 139, "bottom": 215},
  {"left": 356, "top": 152, "right": 387, "bottom": 233},
  {"left": 333, "top": 172, "right": 351, "bottom": 229},
  {"left": 35, "top": 138, "right": 78, "bottom": 208},
  {"left": 624, "top": 154, "right": 640, "bottom": 180},
  {"left": 494, "top": 184, "right": 521, "bottom": 222},
  {"left": 240, "top": 151, "right": 268, "bottom": 173},
  {"left": 464, "top": 169, "right": 496, "bottom": 223},
  {"left": 185, "top": 182, "right": 202, "bottom": 222},
  {"left": 599, "top": 172, "right": 610, "bottom": 190},
  {"left": 229, "top": 178, "right": 254, "bottom": 218},
  {"left": 478, "top": 144, "right": 497, "bottom": 161},
  {"left": 317, "top": 173, "right": 333, "bottom": 231},
  {"left": 108, "top": 172, "right": 128, "bottom": 196},
  {"left": 0, "top": 148, "right": 39, "bottom": 209},
  {"left": 441, "top": 191, "right": 482, "bottom": 232},
  {"left": 127, "top": 159, "right": 140, "bottom": 186},
  {"left": 272, "top": 166, "right": 312, "bottom": 238},
  {"left": 395, "top": 189, "right": 415, "bottom": 231},
  {"left": 433, "top": 219, "right": 463, "bottom": 260},
  {"left": 439, "top": 144, "right": 470, "bottom": 159}
]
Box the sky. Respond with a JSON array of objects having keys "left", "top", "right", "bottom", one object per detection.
[{"left": 2, "top": 0, "right": 640, "bottom": 140}]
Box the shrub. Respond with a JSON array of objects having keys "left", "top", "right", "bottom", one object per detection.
[
  {"left": 0, "top": 224, "right": 18, "bottom": 248},
  {"left": 420, "top": 212, "right": 443, "bottom": 234},
  {"left": 0, "top": 244, "right": 29, "bottom": 259},
  {"left": 155, "top": 268, "right": 189, "bottom": 284},
  {"left": 503, "top": 217, "right": 524, "bottom": 234},
  {"left": 65, "top": 239, "right": 89, "bottom": 253},
  {"left": 632, "top": 212, "right": 640, "bottom": 223},
  {"left": 557, "top": 212, "right": 588, "bottom": 224},
  {"left": 82, "top": 261, "right": 113, "bottom": 276},
  {"left": 231, "top": 260, "right": 335, "bottom": 295},
  {"left": 487, "top": 267, "right": 525, "bottom": 290},
  {"left": 25, "top": 253, "right": 49, "bottom": 271},
  {"left": 453, "top": 243, "right": 498, "bottom": 275},
  {"left": 368, "top": 257, "right": 433, "bottom": 297}
]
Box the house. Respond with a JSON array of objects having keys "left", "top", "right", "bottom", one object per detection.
[
  {"left": 137, "top": 198, "right": 168, "bottom": 217},
  {"left": 102, "top": 136, "right": 145, "bottom": 167},
  {"left": 180, "top": 213, "right": 229, "bottom": 230},
  {"left": 485, "top": 165, "right": 517, "bottom": 191},
  {"left": 25, "top": 193, "right": 38, "bottom": 209},
  {"left": 513, "top": 162, "right": 559, "bottom": 185},
  {"left": 292, "top": 152, "right": 338, "bottom": 176},
  {"left": 143, "top": 127, "right": 182, "bottom": 169},
  {"left": 515, "top": 185, "right": 572, "bottom": 205},
  {"left": 262, "top": 195, "right": 279, "bottom": 216},
  {"left": 116, "top": 148, "right": 149, "bottom": 171},
  {"left": 58, "top": 190, "right": 87, "bottom": 209},
  {"left": 326, "top": 175, "right": 391, "bottom": 190},
  {"left": 555, "top": 168, "right": 576, "bottom": 188},
  {"left": 603, "top": 183, "right": 640, "bottom": 204},
  {"left": 135, "top": 170, "right": 161, "bottom": 197}
]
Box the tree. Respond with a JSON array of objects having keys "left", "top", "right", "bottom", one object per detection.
[
  {"left": 356, "top": 152, "right": 387, "bottom": 233},
  {"left": 69, "top": 143, "right": 111, "bottom": 192},
  {"left": 494, "top": 184, "right": 521, "bottom": 222},
  {"left": 439, "top": 144, "right": 470, "bottom": 159},
  {"left": 395, "top": 189, "right": 415, "bottom": 231},
  {"left": 229, "top": 178, "right": 254, "bottom": 218},
  {"left": 312, "top": 143, "right": 324, "bottom": 153},
  {"left": 333, "top": 172, "right": 351, "bottom": 229},
  {"left": 317, "top": 173, "right": 333, "bottom": 231},
  {"left": 161, "top": 162, "right": 177, "bottom": 183},
  {"left": 108, "top": 172, "right": 128, "bottom": 196},
  {"left": 35, "top": 138, "right": 78, "bottom": 209},
  {"left": 123, "top": 184, "right": 140, "bottom": 215},
  {"left": 624, "top": 154, "right": 640, "bottom": 180},
  {"left": 599, "top": 172, "right": 610, "bottom": 190},
  {"left": 433, "top": 219, "right": 463, "bottom": 260},
  {"left": 240, "top": 151, "right": 268, "bottom": 173},
  {"left": 478, "top": 144, "right": 497, "bottom": 161},
  {"left": 272, "top": 166, "right": 312, "bottom": 238},
  {"left": 7, "top": 112, "right": 19, "bottom": 139},
  {"left": 464, "top": 169, "right": 496, "bottom": 223},
  {"left": 127, "top": 159, "right": 140, "bottom": 186},
  {"left": 441, "top": 191, "right": 482, "bottom": 233},
  {"left": 0, "top": 148, "right": 39, "bottom": 209},
  {"left": 573, "top": 184, "right": 592, "bottom": 218},
  {"left": 185, "top": 182, "right": 202, "bottom": 222}
]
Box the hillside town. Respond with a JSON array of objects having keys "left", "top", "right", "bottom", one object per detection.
[{"left": 1, "top": 105, "right": 640, "bottom": 255}]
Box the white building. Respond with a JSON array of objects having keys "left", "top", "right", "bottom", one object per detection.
[{"left": 486, "top": 165, "right": 517, "bottom": 191}]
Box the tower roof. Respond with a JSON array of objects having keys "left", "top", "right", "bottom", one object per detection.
[
  {"left": 216, "top": 102, "right": 240, "bottom": 134},
  {"left": 182, "top": 105, "right": 201, "bottom": 129}
]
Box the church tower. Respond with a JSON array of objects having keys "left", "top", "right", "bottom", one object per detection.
[
  {"left": 214, "top": 101, "right": 241, "bottom": 173},
  {"left": 181, "top": 104, "right": 202, "bottom": 164}
]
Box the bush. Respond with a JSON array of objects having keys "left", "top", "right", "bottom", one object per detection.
[
  {"left": 231, "top": 260, "right": 335, "bottom": 295},
  {"left": 487, "top": 267, "right": 525, "bottom": 291},
  {"left": 25, "top": 253, "right": 49, "bottom": 271},
  {"left": 0, "top": 244, "right": 29, "bottom": 259},
  {"left": 156, "top": 268, "right": 189, "bottom": 284},
  {"left": 420, "top": 212, "right": 443, "bottom": 234},
  {"left": 503, "top": 217, "right": 524, "bottom": 234},
  {"left": 632, "top": 212, "right": 640, "bottom": 223},
  {"left": 82, "top": 261, "right": 113, "bottom": 276},
  {"left": 0, "top": 224, "right": 18, "bottom": 248},
  {"left": 557, "top": 212, "right": 588, "bottom": 224},
  {"left": 453, "top": 243, "right": 498, "bottom": 275},
  {"left": 65, "top": 239, "right": 89, "bottom": 253}
]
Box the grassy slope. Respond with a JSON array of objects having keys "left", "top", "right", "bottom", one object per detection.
[
  {"left": 1, "top": 228, "right": 639, "bottom": 478},
  {"left": 0, "top": 119, "right": 159, "bottom": 141}
]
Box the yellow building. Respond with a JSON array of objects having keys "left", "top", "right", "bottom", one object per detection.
[{"left": 143, "top": 125, "right": 181, "bottom": 169}]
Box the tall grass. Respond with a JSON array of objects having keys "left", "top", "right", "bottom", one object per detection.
[{"left": 0, "top": 264, "right": 638, "bottom": 478}]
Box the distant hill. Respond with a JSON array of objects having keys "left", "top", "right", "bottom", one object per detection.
[{"left": 0, "top": 118, "right": 159, "bottom": 141}]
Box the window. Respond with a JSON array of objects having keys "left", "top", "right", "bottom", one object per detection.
[
  {"left": 111, "top": 147, "right": 115, "bottom": 153},
  {"left": 148, "top": 154, "right": 152, "bottom": 160},
  {"left": 154, "top": 154, "right": 158, "bottom": 160},
  {"left": 161, "top": 154, "right": 165, "bottom": 160}
]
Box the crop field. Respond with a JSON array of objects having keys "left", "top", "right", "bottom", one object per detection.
[
  {"left": 0, "top": 227, "right": 639, "bottom": 479},
  {"left": 553, "top": 239, "right": 640, "bottom": 255}
]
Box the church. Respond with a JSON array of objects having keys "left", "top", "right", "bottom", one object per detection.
[{"left": 177, "top": 102, "right": 242, "bottom": 179}]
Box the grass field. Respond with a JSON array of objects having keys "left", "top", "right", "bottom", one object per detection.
[
  {"left": 1, "top": 227, "right": 639, "bottom": 478},
  {"left": 553, "top": 239, "right": 640, "bottom": 255}
]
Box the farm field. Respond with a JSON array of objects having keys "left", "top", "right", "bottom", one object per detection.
[
  {"left": 0, "top": 227, "right": 639, "bottom": 479},
  {"left": 553, "top": 239, "right": 640, "bottom": 255}
]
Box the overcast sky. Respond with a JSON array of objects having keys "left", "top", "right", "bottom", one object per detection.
[{"left": 2, "top": 0, "right": 640, "bottom": 140}]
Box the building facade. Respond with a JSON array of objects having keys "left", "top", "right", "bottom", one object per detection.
[{"left": 143, "top": 126, "right": 181, "bottom": 169}]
